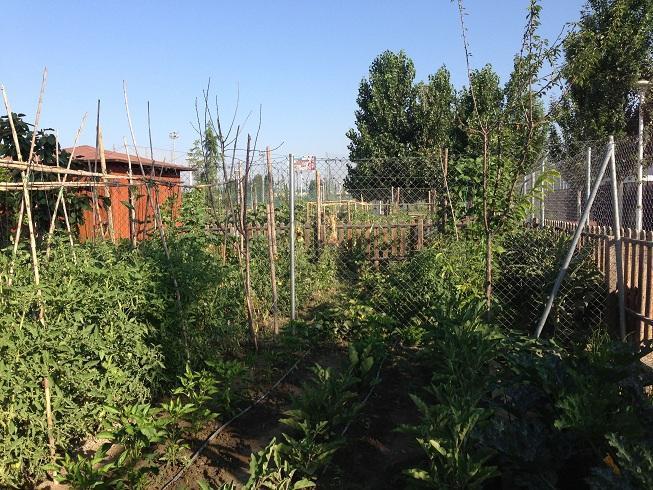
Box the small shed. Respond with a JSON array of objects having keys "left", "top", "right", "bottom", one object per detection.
[{"left": 66, "top": 145, "right": 191, "bottom": 242}]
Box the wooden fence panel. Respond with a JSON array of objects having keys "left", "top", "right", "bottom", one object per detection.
[{"left": 543, "top": 219, "right": 653, "bottom": 345}]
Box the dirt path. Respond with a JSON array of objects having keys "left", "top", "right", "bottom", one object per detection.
[
  {"left": 154, "top": 348, "right": 345, "bottom": 489},
  {"left": 156, "top": 346, "right": 425, "bottom": 490},
  {"left": 321, "top": 350, "right": 423, "bottom": 489}
]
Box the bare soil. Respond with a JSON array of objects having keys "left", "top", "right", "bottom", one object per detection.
[{"left": 156, "top": 346, "right": 423, "bottom": 490}]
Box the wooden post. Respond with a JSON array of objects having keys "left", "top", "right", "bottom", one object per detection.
[
  {"left": 97, "top": 124, "right": 115, "bottom": 243},
  {"left": 265, "top": 147, "right": 279, "bottom": 334},
  {"left": 316, "top": 170, "right": 322, "bottom": 245},
  {"left": 417, "top": 217, "right": 424, "bottom": 250},
  {"left": 123, "top": 138, "right": 138, "bottom": 247}
]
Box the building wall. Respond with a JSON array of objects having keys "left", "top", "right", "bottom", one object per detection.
[{"left": 76, "top": 165, "right": 183, "bottom": 242}]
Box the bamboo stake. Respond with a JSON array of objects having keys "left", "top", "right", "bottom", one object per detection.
[
  {"left": 123, "top": 81, "right": 154, "bottom": 226},
  {"left": 0, "top": 158, "right": 126, "bottom": 179},
  {"left": 1, "top": 74, "right": 46, "bottom": 320},
  {"left": 97, "top": 125, "right": 115, "bottom": 242},
  {"left": 316, "top": 170, "right": 322, "bottom": 245},
  {"left": 265, "top": 146, "right": 278, "bottom": 334},
  {"left": 52, "top": 132, "right": 76, "bottom": 262},
  {"left": 1, "top": 85, "right": 25, "bottom": 285},
  {"left": 42, "top": 377, "right": 56, "bottom": 463},
  {"left": 45, "top": 115, "right": 87, "bottom": 258},
  {"left": 124, "top": 81, "right": 188, "bottom": 359},
  {"left": 441, "top": 148, "right": 459, "bottom": 240},
  {"left": 123, "top": 138, "right": 138, "bottom": 247},
  {"left": 92, "top": 101, "right": 103, "bottom": 241},
  {"left": 242, "top": 135, "right": 257, "bottom": 350}
]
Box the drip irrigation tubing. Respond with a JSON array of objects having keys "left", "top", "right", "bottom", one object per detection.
[{"left": 159, "top": 351, "right": 308, "bottom": 490}]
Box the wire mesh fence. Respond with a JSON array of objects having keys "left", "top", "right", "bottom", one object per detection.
[
  {"left": 2, "top": 134, "right": 652, "bottom": 347},
  {"left": 509, "top": 135, "right": 653, "bottom": 347}
]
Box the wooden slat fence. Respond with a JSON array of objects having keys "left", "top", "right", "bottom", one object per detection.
[
  {"left": 544, "top": 219, "right": 653, "bottom": 345},
  {"left": 212, "top": 218, "right": 434, "bottom": 265}
]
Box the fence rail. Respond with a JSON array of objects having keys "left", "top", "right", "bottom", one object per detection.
[{"left": 212, "top": 218, "right": 435, "bottom": 265}]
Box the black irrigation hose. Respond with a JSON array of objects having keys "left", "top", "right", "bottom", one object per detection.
[
  {"left": 321, "top": 340, "right": 397, "bottom": 477},
  {"left": 159, "top": 352, "right": 308, "bottom": 490}
]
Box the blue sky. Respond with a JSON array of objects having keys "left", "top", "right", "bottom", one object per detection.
[{"left": 1, "top": 0, "right": 585, "bottom": 159}]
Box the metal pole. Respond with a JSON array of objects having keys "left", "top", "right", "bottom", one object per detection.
[
  {"left": 530, "top": 172, "right": 536, "bottom": 223},
  {"left": 289, "top": 153, "right": 296, "bottom": 322},
  {"left": 609, "top": 137, "right": 627, "bottom": 341},
  {"left": 535, "top": 138, "right": 615, "bottom": 338},
  {"left": 585, "top": 146, "right": 592, "bottom": 221},
  {"left": 540, "top": 157, "right": 545, "bottom": 225},
  {"left": 636, "top": 85, "right": 646, "bottom": 232}
]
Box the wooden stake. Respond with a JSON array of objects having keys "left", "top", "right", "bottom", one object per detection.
[
  {"left": 125, "top": 81, "right": 188, "bottom": 360},
  {"left": 265, "top": 147, "right": 279, "bottom": 334},
  {"left": 123, "top": 138, "right": 138, "bottom": 247},
  {"left": 97, "top": 124, "right": 115, "bottom": 243},
  {"left": 1, "top": 74, "right": 46, "bottom": 321},
  {"left": 242, "top": 135, "right": 257, "bottom": 349},
  {"left": 43, "top": 377, "right": 56, "bottom": 462},
  {"left": 316, "top": 170, "right": 322, "bottom": 245},
  {"left": 52, "top": 132, "right": 76, "bottom": 262},
  {"left": 2, "top": 85, "right": 25, "bottom": 285},
  {"left": 45, "top": 116, "right": 87, "bottom": 259}
]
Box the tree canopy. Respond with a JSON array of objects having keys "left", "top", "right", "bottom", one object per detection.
[{"left": 555, "top": 0, "right": 653, "bottom": 147}]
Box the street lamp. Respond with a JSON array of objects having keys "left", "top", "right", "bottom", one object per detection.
[
  {"left": 169, "top": 131, "right": 179, "bottom": 163},
  {"left": 635, "top": 80, "right": 649, "bottom": 232}
]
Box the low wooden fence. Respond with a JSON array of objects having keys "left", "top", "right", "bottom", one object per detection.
[
  {"left": 544, "top": 219, "right": 653, "bottom": 345},
  {"left": 214, "top": 218, "right": 435, "bottom": 267}
]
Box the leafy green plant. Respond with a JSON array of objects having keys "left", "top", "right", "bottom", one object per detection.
[
  {"left": 401, "top": 319, "right": 500, "bottom": 488},
  {"left": 403, "top": 387, "right": 498, "bottom": 489},
  {"left": 205, "top": 359, "right": 249, "bottom": 415},
  {"left": 172, "top": 364, "right": 219, "bottom": 430},
  {"left": 279, "top": 420, "right": 343, "bottom": 478},
  {"left": 587, "top": 433, "right": 653, "bottom": 489},
  {"left": 48, "top": 448, "right": 116, "bottom": 489},
  {"left": 244, "top": 438, "right": 316, "bottom": 490},
  {"left": 283, "top": 364, "right": 361, "bottom": 431}
]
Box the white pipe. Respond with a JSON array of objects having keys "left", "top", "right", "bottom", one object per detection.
[
  {"left": 609, "top": 137, "right": 627, "bottom": 341},
  {"left": 535, "top": 139, "right": 615, "bottom": 338}
]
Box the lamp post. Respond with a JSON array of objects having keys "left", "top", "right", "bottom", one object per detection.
[
  {"left": 635, "top": 80, "right": 649, "bottom": 232},
  {"left": 169, "top": 131, "right": 179, "bottom": 164}
]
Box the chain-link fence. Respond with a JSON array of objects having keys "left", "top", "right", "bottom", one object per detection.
[
  {"left": 507, "top": 135, "right": 653, "bottom": 347},
  {"left": 4, "top": 136, "right": 651, "bottom": 347}
]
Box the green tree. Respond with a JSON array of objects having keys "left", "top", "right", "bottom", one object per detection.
[
  {"left": 556, "top": 0, "right": 653, "bottom": 146},
  {"left": 0, "top": 113, "right": 90, "bottom": 245},
  {"left": 346, "top": 50, "right": 417, "bottom": 160},
  {"left": 345, "top": 52, "right": 456, "bottom": 201}
]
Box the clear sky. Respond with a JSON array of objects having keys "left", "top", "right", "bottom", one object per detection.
[{"left": 1, "top": 0, "right": 585, "bottom": 160}]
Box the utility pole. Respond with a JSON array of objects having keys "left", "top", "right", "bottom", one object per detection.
[{"left": 169, "top": 131, "right": 179, "bottom": 163}]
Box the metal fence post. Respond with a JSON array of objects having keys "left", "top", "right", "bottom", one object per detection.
[
  {"left": 586, "top": 146, "right": 591, "bottom": 203},
  {"left": 540, "top": 157, "right": 545, "bottom": 225},
  {"left": 289, "top": 154, "right": 296, "bottom": 322},
  {"left": 530, "top": 172, "right": 536, "bottom": 223},
  {"left": 535, "top": 138, "right": 615, "bottom": 338},
  {"left": 636, "top": 81, "right": 648, "bottom": 232},
  {"left": 609, "top": 137, "right": 627, "bottom": 341}
]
